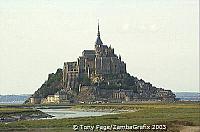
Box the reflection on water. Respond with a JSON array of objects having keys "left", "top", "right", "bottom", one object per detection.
[{"left": 38, "top": 108, "right": 115, "bottom": 119}]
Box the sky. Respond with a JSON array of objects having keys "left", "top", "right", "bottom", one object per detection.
[{"left": 0, "top": 0, "right": 199, "bottom": 95}]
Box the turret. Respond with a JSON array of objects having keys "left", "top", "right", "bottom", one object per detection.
[{"left": 119, "top": 54, "right": 121, "bottom": 61}]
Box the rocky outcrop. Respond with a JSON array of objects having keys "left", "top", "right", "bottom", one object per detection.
[
  {"left": 26, "top": 68, "right": 175, "bottom": 104},
  {"left": 77, "top": 73, "right": 176, "bottom": 103},
  {"left": 24, "top": 69, "right": 63, "bottom": 104},
  {"left": 26, "top": 24, "right": 176, "bottom": 104}
]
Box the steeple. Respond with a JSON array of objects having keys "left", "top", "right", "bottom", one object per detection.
[{"left": 95, "top": 20, "right": 103, "bottom": 45}]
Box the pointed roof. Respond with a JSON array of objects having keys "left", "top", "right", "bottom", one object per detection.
[{"left": 95, "top": 21, "right": 103, "bottom": 45}]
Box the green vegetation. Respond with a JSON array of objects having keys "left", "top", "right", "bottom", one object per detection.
[
  {"left": 25, "top": 68, "right": 63, "bottom": 101},
  {"left": 0, "top": 102, "right": 199, "bottom": 132},
  {"left": 0, "top": 107, "right": 32, "bottom": 113},
  {"left": 96, "top": 73, "right": 138, "bottom": 91},
  {"left": 0, "top": 107, "right": 49, "bottom": 119}
]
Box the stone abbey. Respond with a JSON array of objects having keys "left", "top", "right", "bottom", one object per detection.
[
  {"left": 27, "top": 23, "right": 176, "bottom": 104},
  {"left": 63, "top": 23, "right": 126, "bottom": 91}
]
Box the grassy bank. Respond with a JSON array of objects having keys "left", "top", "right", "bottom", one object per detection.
[
  {"left": 0, "top": 102, "right": 199, "bottom": 131},
  {"left": 0, "top": 107, "right": 52, "bottom": 123},
  {"left": 0, "top": 107, "right": 37, "bottom": 118}
]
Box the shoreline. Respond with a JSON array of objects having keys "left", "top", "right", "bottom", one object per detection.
[{"left": 67, "top": 107, "right": 138, "bottom": 113}]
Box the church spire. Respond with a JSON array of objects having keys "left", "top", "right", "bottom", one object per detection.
[
  {"left": 97, "top": 20, "right": 100, "bottom": 37},
  {"left": 95, "top": 20, "right": 103, "bottom": 45}
]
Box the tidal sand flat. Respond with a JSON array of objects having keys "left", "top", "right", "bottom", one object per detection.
[{"left": 37, "top": 108, "right": 117, "bottom": 119}]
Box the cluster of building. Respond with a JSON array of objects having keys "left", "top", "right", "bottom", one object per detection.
[
  {"left": 28, "top": 23, "right": 176, "bottom": 104},
  {"left": 63, "top": 23, "right": 126, "bottom": 91},
  {"left": 30, "top": 89, "right": 69, "bottom": 104}
]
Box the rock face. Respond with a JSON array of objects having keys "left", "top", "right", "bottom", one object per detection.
[
  {"left": 25, "top": 69, "right": 63, "bottom": 104},
  {"left": 26, "top": 23, "right": 176, "bottom": 104}
]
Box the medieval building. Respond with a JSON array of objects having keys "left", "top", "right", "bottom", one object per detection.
[
  {"left": 63, "top": 23, "right": 126, "bottom": 91},
  {"left": 27, "top": 22, "right": 176, "bottom": 104}
]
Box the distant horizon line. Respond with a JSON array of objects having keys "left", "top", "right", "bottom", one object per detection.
[{"left": 0, "top": 91, "right": 199, "bottom": 96}]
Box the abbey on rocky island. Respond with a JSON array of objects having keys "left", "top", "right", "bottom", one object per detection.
[{"left": 27, "top": 23, "right": 176, "bottom": 104}]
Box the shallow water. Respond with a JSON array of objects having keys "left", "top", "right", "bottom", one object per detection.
[{"left": 38, "top": 108, "right": 115, "bottom": 119}]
